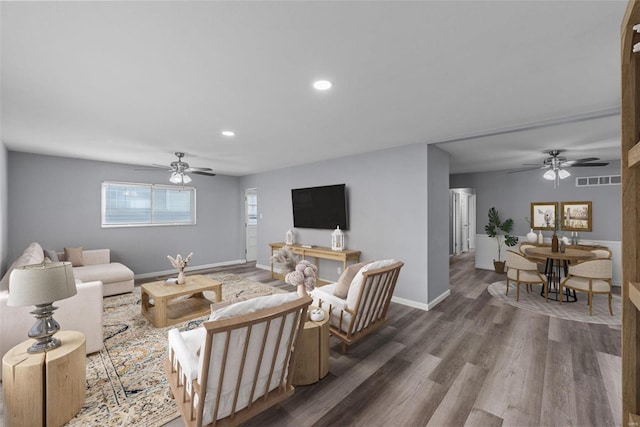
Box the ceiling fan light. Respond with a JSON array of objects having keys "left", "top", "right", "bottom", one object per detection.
[
  {"left": 182, "top": 174, "right": 192, "bottom": 184},
  {"left": 170, "top": 172, "right": 183, "bottom": 184},
  {"left": 558, "top": 169, "right": 571, "bottom": 179},
  {"left": 543, "top": 170, "right": 556, "bottom": 180}
]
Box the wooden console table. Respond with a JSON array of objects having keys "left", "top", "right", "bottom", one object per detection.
[
  {"left": 2, "top": 330, "right": 86, "bottom": 427},
  {"left": 270, "top": 242, "right": 361, "bottom": 286}
]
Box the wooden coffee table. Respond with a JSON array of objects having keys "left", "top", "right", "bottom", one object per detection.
[{"left": 141, "top": 274, "right": 222, "bottom": 327}]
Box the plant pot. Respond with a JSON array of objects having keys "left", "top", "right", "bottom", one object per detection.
[{"left": 493, "top": 260, "right": 506, "bottom": 274}]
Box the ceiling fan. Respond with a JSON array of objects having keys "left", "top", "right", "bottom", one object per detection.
[
  {"left": 508, "top": 149, "right": 609, "bottom": 188},
  {"left": 139, "top": 152, "right": 216, "bottom": 185}
]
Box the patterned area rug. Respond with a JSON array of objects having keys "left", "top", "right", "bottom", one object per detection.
[
  {"left": 487, "top": 281, "right": 621, "bottom": 326},
  {"left": 65, "top": 272, "right": 285, "bottom": 427}
]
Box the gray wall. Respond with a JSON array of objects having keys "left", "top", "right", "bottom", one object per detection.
[
  {"left": 428, "top": 145, "right": 450, "bottom": 302},
  {"left": 0, "top": 142, "right": 7, "bottom": 274},
  {"left": 7, "top": 151, "right": 244, "bottom": 275},
  {"left": 239, "top": 143, "right": 449, "bottom": 306},
  {"left": 450, "top": 161, "right": 621, "bottom": 241}
]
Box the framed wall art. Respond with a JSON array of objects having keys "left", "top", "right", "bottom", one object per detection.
[
  {"left": 560, "top": 201, "right": 592, "bottom": 232},
  {"left": 530, "top": 202, "right": 557, "bottom": 230}
]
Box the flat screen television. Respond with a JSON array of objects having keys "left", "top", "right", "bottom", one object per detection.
[{"left": 291, "top": 184, "right": 348, "bottom": 230}]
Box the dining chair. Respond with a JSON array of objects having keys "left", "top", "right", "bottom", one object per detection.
[
  {"left": 506, "top": 250, "right": 548, "bottom": 302},
  {"left": 518, "top": 243, "right": 547, "bottom": 276},
  {"left": 590, "top": 248, "right": 612, "bottom": 259},
  {"left": 559, "top": 259, "right": 613, "bottom": 315}
]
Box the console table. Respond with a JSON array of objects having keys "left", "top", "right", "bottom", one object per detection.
[{"left": 269, "top": 242, "right": 361, "bottom": 286}]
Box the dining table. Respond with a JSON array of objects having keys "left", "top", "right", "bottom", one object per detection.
[{"left": 524, "top": 246, "right": 596, "bottom": 302}]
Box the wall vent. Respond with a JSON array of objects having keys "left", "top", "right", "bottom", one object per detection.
[{"left": 575, "top": 175, "right": 621, "bottom": 187}]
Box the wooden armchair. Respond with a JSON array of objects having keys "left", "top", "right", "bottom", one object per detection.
[
  {"left": 163, "top": 293, "right": 312, "bottom": 427},
  {"left": 311, "top": 260, "right": 403, "bottom": 352}
]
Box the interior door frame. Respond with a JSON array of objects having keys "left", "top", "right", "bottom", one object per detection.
[{"left": 244, "top": 188, "right": 257, "bottom": 262}]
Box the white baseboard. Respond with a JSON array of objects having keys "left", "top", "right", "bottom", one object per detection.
[
  {"left": 391, "top": 289, "right": 450, "bottom": 312},
  {"left": 134, "top": 259, "right": 246, "bottom": 280},
  {"left": 256, "top": 263, "right": 271, "bottom": 271}
]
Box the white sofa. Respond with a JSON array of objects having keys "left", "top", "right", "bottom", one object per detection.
[{"left": 0, "top": 242, "right": 109, "bottom": 380}]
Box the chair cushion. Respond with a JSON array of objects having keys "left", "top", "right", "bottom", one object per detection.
[
  {"left": 333, "top": 262, "right": 369, "bottom": 299},
  {"left": 563, "top": 276, "right": 611, "bottom": 292},
  {"left": 507, "top": 269, "right": 545, "bottom": 283},
  {"left": 209, "top": 292, "right": 299, "bottom": 321},
  {"left": 346, "top": 259, "right": 397, "bottom": 310},
  {"left": 64, "top": 247, "right": 84, "bottom": 267}
]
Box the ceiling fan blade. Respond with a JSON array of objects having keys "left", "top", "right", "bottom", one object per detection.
[
  {"left": 507, "top": 166, "right": 547, "bottom": 174},
  {"left": 135, "top": 166, "right": 170, "bottom": 171},
  {"left": 191, "top": 170, "right": 217, "bottom": 177},
  {"left": 567, "top": 162, "right": 609, "bottom": 167},
  {"left": 187, "top": 166, "right": 214, "bottom": 172},
  {"left": 150, "top": 163, "right": 172, "bottom": 169}
]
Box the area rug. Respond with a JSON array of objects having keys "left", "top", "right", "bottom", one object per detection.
[
  {"left": 65, "top": 273, "right": 285, "bottom": 427},
  {"left": 487, "top": 281, "right": 621, "bottom": 326}
]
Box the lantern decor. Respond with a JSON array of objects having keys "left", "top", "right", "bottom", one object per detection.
[
  {"left": 285, "top": 229, "right": 294, "bottom": 245},
  {"left": 331, "top": 226, "right": 344, "bottom": 251}
]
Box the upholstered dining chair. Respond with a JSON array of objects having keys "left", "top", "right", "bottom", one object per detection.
[
  {"left": 518, "top": 243, "right": 546, "bottom": 275},
  {"left": 559, "top": 259, "right": 613, "bottom": 315},
  {"left": 506, "top": 250, "right": 548, "bottom": 302},
  {"left": 590, "top": 248, "right": 612, "bottom": 259}
]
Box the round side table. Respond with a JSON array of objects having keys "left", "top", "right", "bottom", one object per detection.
[
  {"left": 292, "top": 308, "right": 329, "bottom": 386},
  {"left": 2, "top": 330, "right": 86, "bottom": 427}
]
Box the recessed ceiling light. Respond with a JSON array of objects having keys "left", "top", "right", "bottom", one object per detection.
[
  {"left": 313, "top": 80, "right": 333, "bottom": 91},
  {"left": 221, "top": 130, "right": 235, "bottom": 137}
]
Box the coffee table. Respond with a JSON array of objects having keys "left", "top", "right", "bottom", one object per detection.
[{"left": 141, "top": 274, "right": 222, "bottom": 327}]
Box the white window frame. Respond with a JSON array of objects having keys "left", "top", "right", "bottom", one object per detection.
[{"left": 101, "top": 181, "right": 197, "bottom": 228}]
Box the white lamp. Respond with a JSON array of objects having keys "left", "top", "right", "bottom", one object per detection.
[
  {"left": 8, "top": 262, "right": 77, "bottom": 353},
  {"left": 558, "top": 169, "right": 571, "bottom": 179},
  {"left": 543, "top": 170, "right": 556, "bottom": 180}
]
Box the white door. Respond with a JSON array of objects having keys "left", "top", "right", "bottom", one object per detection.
[
  {"left": 460, "top": 193, "right": 469, "bottom": 252},
  {"left": 245, "top": 189, "right": 257, "bottom": 262},
  {"left": 468, "top": 194, "right": 476, "bottom": 250}
]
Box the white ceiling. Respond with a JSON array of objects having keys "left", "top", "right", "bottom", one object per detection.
[{"left": 0, "top": 1, "right": 626, "bottom": 176}]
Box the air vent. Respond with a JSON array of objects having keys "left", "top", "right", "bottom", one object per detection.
[{"left": 575, "top": 175, "right": 621, "bottom": 187}]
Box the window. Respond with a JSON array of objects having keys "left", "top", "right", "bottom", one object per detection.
[{"left": 102, "top": 182, "right": 196, "bottom": 227}]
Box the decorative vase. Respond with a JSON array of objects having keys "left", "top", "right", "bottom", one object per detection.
[
  {"left": 177, "top": 270, "right": 186, "bottom": 285},
  {"left": 297, "top": 284, "right": 307, "bottom": 298},
  {"left": 527, "top": 229, "right": 537, "bottom": 243},
  {"left": 551, "top": 234, "right": 559, "bottom": 252},
  {"left": 560, "top": 240, "right": 566, "bottom": 253},
  {"left": 537, "top": 229, "right": 543, "bottom": 244}
]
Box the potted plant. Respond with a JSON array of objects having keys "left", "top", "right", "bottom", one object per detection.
[{"left": 485, "top": 207, "right": 518, "bottom": 273}]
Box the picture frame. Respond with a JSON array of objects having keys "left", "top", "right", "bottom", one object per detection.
[
  {"left": 530, "top": 202, "right": 557, "bottom": 230},
  {"left": 560, "top": 201, "right": 592, "bottom": 232}
]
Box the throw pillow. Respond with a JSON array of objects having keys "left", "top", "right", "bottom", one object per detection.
[
  {"left": 333, "top": 262, "right": 370, "bottom": 299},
  {"left": 64, "top": 247, "right": 84, "bottom": 267},
  {"left": 44, "top": 249, "right": 59, "bottom": 262}
]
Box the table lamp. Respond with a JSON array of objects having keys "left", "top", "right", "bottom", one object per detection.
[{"left": 8, "top": 262, "right": 77, "bottom": 353}]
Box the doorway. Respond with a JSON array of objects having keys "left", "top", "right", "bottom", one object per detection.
[
  {"left": 245, "top": 188, "right": 257, "bottom": 262},
  {"left": 450, "top": 188, "right": 476, "bottom": 255}
]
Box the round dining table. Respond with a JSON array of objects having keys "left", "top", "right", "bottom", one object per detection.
[{"left": 524, "top": 246, "right": 596, "bottom": 302}]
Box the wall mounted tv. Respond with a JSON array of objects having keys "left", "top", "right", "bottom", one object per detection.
[{"left": 291, "top": 184, "right": 349, "bottom": 230}]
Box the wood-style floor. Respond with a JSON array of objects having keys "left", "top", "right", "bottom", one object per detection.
[{"left": 163, "top": 252, "right": 622, "bottom": 427}]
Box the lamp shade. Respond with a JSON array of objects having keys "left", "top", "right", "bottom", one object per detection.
[
  {"left": 8, "top": 262, "right": 77, "bottom": 306},
  {"left": 558, "top": 169, "right": 571, "bottom": 179},
  {"left": 543, "top": 170, "right": 556, "bottom": 180}
]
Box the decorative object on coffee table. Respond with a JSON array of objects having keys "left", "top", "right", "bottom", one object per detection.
[
  {"left": 167, "top": 252, "right": 192, "bottom": 284},
  {"left": 7, "top": 262, "right": 77, "bottom": 353}
]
